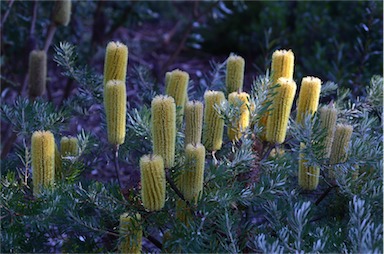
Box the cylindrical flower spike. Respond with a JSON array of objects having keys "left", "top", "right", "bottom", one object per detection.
[
  {"left": 266, "top": 78, "right": 297, "bottom": 144},
  {"left": 227, "top": 92, "right": 250, "bottom": 141},
  {"left": 151, "top": 95, "right": 176, "bottom": 168},
  {"left": 31, "top": 131, "right": 55, "bottom": 195},
  {"left": 296, "top": 76, "right": 322, "bottom": 124},
  {"left": 226, "top": 54, "right": 245, "bottom": 94},
  {"left": 202, "top": 90, "right": 225, "bottom": 151},
  {"left": 298, "top": 144, "right": 319, "bottom": 190},
  {"left": 270, "top": 49, "right": 295, "bottom": 85},
  {"left": 330, "top": 124, "right": 353, "bottom": 165},
  {"left": 178, "top": 143, "right": 206, "bottom": 204},
  {"left": 28, "top": 50, "right": 47, "bottom": 98},
  {"left": 140, "top": 155, "right": 166, "bottom": 211},
  {"left": 165, "top": 69, "right": 189, "bottom": 122},
  {"left": 103, "top": 41, "right": 128, "bottom": 87},
  {"left": 60, "top": 136, "right": 78, "bottom": 156},
  {"left": 165, "top": 71, "right": 172, "bottom": 89},
  {"left": 104, "top": 80, "right": 127, "bottom": 145},
  {"left": 54, "top": 143, "right": 62, "bottom": 181},
  {"left": 119, "top": 213, "right": 142, "bottom": 254},
  {"left": 184, "top": 101, "right": 204, "bottom": 146},
  {"left": 319, "top": 106, "right": 338, "bottom": 158},
  {"left": 51, "top": 0, "right": 72, "bottom": 26}
]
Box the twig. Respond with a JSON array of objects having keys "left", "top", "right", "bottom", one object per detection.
[
  {"left": 113, "top": 145, "right": 123, "bottom": 192},
  {"left": 0, "top": 0, "right": 15, "bottom": 28},
  {"left": 165, "top": 170, "right": 191, "bottom": 208},
  {"left": 146, "top": 234, "right": 163, "bottom": 250},
  {"left": 261, "top": 143, "right": 275, "bottom": 161},
  {"left": 314, "top": 185, "right": 336, "bottom": 206},
  {"left": 44, "top": 23, "right": 57, "bottom": 52},
  {"left": 212, "top": 150, "right": 218, "bottom": 165}
]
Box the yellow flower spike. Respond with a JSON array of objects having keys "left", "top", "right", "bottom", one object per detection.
[
  {"left": 119, "top": 213, "right": 142, "bottom": 254},
  {"left": 51, "top": 0, "right": 72, "bottom": 26},
  {"left": 266, "top": 78, "right": 297, "bottom": 144},
  {"left": 330, "top": 124, "right": 353, "bottom": 165},
  {"left": 296, "top": 76, "right": 322, "bottom": 124},
  {"left": 184, "top": 100, "right": 204, "bottom": 146},
  {"left": 103, "top": 41, "right": 128, "bottom": 87},
  {"left": 151, "top": 95, "right": 176, "bottom": 168},
  {"left": 178, "top": 143, "right": 206, "bottom": 204},
  {"left": 226, "top": 54, "right": 245, "bottom": 94},
  {"left": 298, "top": 144, "right": 319, "bottom": 190},
  {"left": 60, "top": 136, "right": 79, "bottom": 156},
  {"left": 28, "top": 50, "right": 47, "bottom": 98},
  {"left": 104, "top": 80, "right": 127, "bottom": 145},
  {"left": 270, "top": 49, "right": 295, "bottom": 85},
  {"left": 202, "top": 90, "right": 225, "bottom": 151},
  {"left": 31, "top": 131, "right": 55, "bottom": 195},
  {"left": 54, "top": 144, "right": 62, "bottom": 181},
  {"left": 319, "top": 106, "right": 338, "bottom": 158},
  {"left": 165, "top": 69, "right": 189, "bottom": 122},
  {"left": 140, "top": 154, "right": 166, "bottom": 211},
  {"left": 165, "top": 71, "right": 172, "bottom": 89},
  {"left": 227, "top": 92, "right": 250, "bottom": 141}
]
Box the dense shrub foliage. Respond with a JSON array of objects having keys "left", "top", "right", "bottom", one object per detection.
[{"left": 1, "top": 1, "right": 383, "bottom": 253}]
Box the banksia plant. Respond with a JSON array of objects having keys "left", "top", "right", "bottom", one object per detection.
[
  {"left": 165, "top": 69, "right": 189, "bottom": 122},
  {"left": 119, "top": 213, "right": 142, "bottom": 254},
  {"left": 31, "top": 131, "right": 55, "bottom": 195},
  {"left": 184, "top": 101, "right": 204, "bottom": 146},
  {"left": 226, "top": 54, "right": 245, "bottom": 94},
  {"left": 104, "top": 80, "right": 127, "bottom": 145},
  {"left": 266, "top": 78, "right": 297, "bottom": 144},
  {"left": 151, "top": 95, "right": 176, "bottom": 168},
  {"left": 296, "top": 76, "right": 322, "bottom": 124},
  {"left": 227, "top": 92, "right": 250, "bottom": 141},
  {"left": 178, "top": 143, "right": 206, "bottom": 204},
  {"left": 60, "top": 136, "right": 78, "bottom": 156},
  {"left": 140, "top": 155, "right": 166, "bottom": 211},
  {"left": 270, "top": 49, "right": 295, "bottom": 85},
  {"left": 330, "top": 124, "right": 353, "bottom": 165},
  {"left": 28, "top": 50, "right": 47, "bottom": 98},
  {"left": 51, "top": 0, "right": 72, "bottom": 26},
  {"left": 54, "top": 144, "right": 62, "bottom": 181},
  {"left": 202, "top": 90, "right": 225, "bottom": 151},
  {"left": 103, "top": 41, "right": 128, "bottom": 87},
  {"left": 319, "top": 105, "right": 338, "bottom": 158}
]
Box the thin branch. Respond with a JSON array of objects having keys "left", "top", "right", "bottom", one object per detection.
[
  {"left": 0, "top": 0, "right": 15, "bottom": 28},
  {"left": 113, "top": 145, "right": 123, "bottom": 192},
  {"left": 44, "top": 23, "right": 57, "bottom": 52},
  {"left": 314, "top": 185, "right": 336, "bottom": 206},
  {"left": 145, "top": 234, "right": 163, "bottom": 250},
  {"left": 261, "top": 143, "right": 275, "bottom": 161},
  {"left": 165, "top": 170, "right": 191, "bottom": 209}
]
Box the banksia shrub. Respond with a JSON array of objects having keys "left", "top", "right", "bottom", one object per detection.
[
  {"left": 178, "top": 143, "right": 206, "bottom": 204},
  {"left": 104, "top": 80, "right": 127, "bottom": 145},
  {"left": 103, "top": 41, "right": 128, "bottom": 87},
  {"left": 51, "top": 0, "right": 72, "bottom": 26},
  {"left": 184, "top": 100, "right": 204, "bottom": 146},
  {"left": 266, "top": 78, "right": 297, "bottom": 144},
  {"left": 60, "top": 136, "right": 78, "bottom": 156},
  {"left": 119, "top": 213, "right": 142, "bottom": 254},
  {"left": 227, "top": 92, "right": 250, "bottom": 141},
  {"left": 330, "top": 124, "right": 353, "bottom": 165},
  {"left": 165, "top": 69, "right": 189, "bottom": 122},
  {"left": 270, "top": 49, "right": 295, "bottom": 85},
  {"left": 28, "top": 50, "right": 47, "bottom": 98},
  {"left": 202, "top": 90, "right": 225, "bottom": 151},
  {"left": 319, "top": 106, "right": 338, "bottom": 158},
  {"left": 226, "top": 54, "right": 245, "bottom": 94},
  {"left": 151, "top": 95, "right": 176, "bottom": 168},
  {"left": 140, "top": 155, "right": 166, "bottom": 211},
  {"left": 296, "top": 76, "right": 322, "bottom": 124},
  {"left": 31, "top": 131, "right": 55, "bottom": 195}
]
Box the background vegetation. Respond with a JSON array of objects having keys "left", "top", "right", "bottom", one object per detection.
[{"left": 1, "top": 1, "right": 383, "bottom": 253}]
